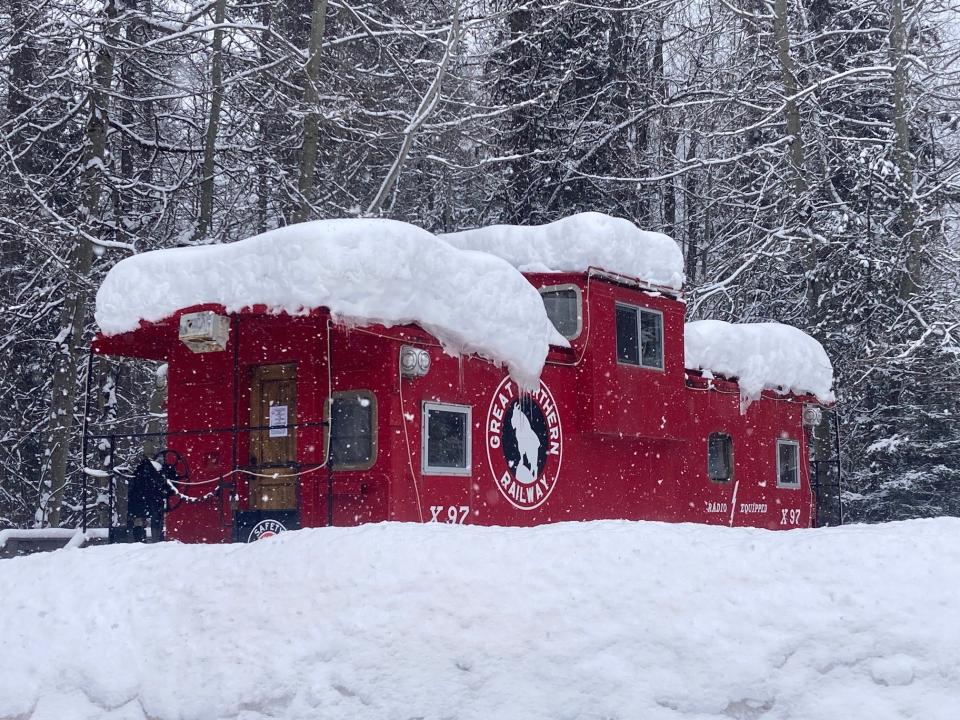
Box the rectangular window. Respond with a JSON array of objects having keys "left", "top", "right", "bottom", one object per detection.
[
  {"left": 422, "top": 402, "right": 471, "bottom": 475},
  {"left": 708, "top": 433, "right": 733, "bottom": 482},
  {"left": 540, "top": 285, "right": 582, "bottom": 340},
  {"left": 777, "top": 439, "right": 800, "bottom": 488},
  {"left": 616, "top": 304, "right": 640, "bottom": 364},
  {"left": 640, "top": 310, "right": 664, "bottom": 369},
  {"left": 616, "top": 303, "right": 664, "bottom": 370},
  {"left": 328, "top": 391, "right": 376, "bottom": 469}
]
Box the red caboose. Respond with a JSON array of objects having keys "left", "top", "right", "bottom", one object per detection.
[{"left": 91, "top": 214, "right": 833, "bottom": 542}]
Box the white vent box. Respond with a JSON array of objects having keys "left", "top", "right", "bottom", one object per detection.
[{"left": 179, "top": 311, "right": 230, "bottom": 353}]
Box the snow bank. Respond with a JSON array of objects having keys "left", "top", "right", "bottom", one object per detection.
[
  {"left": 441, "top": 212, "right": 685, "bottom": 289},
  {"left": 685, "top": 320, "right": 835, "bottom": 404},
  {"left": 2, "top": 519, "right": 958, "bottom": 720},
  {"left": 95, "top": 219, "right": 566, "bottom": 390}
]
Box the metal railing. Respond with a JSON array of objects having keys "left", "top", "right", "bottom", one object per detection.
[{"left": 80, "top": 419, "right": 334, "bottom": 535}]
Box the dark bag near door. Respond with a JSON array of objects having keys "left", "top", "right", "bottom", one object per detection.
[{"left": 125, "top": 458, "right": 176, "bottom": 542}]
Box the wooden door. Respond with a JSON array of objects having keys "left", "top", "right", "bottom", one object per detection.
[{"left": 249, "top": 364, "right": 298, "bottom": 510}]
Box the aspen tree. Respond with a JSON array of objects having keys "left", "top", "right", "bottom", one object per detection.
[
  {"left": 195, "top": 0, "right": 228, "bottom": 241},
  {"left": 44, "top": 0, "right": 120, "bottom": 527},
  {"left": 294, "top": 0, "right": 329, "bottom": 222},
  {"left": 890, "top": 0, "right": 922, "bottom": 300}
]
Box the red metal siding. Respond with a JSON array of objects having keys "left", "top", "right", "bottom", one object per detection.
[{"left": 94, "top": 272, "right": 819, "bottom": 542}]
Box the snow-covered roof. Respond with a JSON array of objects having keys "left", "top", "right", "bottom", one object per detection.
[
  {"left": 440, "top": 212, "right": 685, "bottom": 290},
  {"left": 95, "top": 219, "right": 567, "bottom": 390},
  {"left": 684, "top": 320, "right": 834, "bottom": 404}
]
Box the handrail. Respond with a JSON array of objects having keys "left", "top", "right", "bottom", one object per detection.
[{"left": 85, "top": 420, "right": 329, "bottom": 442}]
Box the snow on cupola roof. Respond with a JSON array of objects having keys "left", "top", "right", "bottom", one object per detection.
[
  {"left": 95, "top": 218, "right": 567, "bottom": 390},
  {"left": 684, "top": 320, "right": 835, "bottom": 405},
  {"left": 440, "top": 212, "right": 685, "bottom": 290}
]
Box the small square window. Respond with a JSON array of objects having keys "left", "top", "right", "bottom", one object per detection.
[
  {"left": 422, "top": 402, "right": 471, "bottom": 475},
  {"left": 708, "top": 433, "right": 733, "bottom": 482},
  {"left": 616, "top": 303, "right": 664, "bottom": 370},
  {"left": 328, "top": 391, "right": 376, "bottom": 469},
  {"left": 540, "top": 285, "right": 582, "bottom": 339},
  {"left": 777, "top": 439, "right": 800, "bottom": 488}
]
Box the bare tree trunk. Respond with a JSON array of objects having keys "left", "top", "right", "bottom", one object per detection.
[
  {"left": 121, "top": 0, "right": 155, "bottom": 186},
  {"left": 256, "top": 0, "right": 273, "bottom": 233},
  {"left": 367, "top": 1, "right": 461, "bottom": 216},
  {"left": 772, "top": 0, "right": 834, "bottom": 477},
  {"left": 4, "top": 0, "right": 39, "bottom": 306},
  {"left": 195, "top": 0, "right": 228, "bottom": 241},
  {"left": 655, "top": 22, "right": 678, "bottom": 240},
  {"left": 113, "top": 0, "right": 152, "bottom": 248},
  {"left": 294, "top": 0, "right": 328, "bottom": 223},
  {"left": 142, "top": 364, "right": 168, "bottom": 459},
  {"left": 7, "top": 0, "right": 38, "bottom": 175},
  {"left": 647, "top": 17, "right": 666, "bottom": 230},
  {"left": 95, "top": 359, "right": 117, "bottom": 528},
  {"left": 701, "top": 165, "right": 712, "bottom": 280},
  {"left": 502, "top": 0, "right": 535, "bottom": 223},
  {"left": 684, "top": 135, "right": 700, "bottom": 282},
  {"left": 772, "top": 0, "right": 817, "bottom": 316},
  {"left": 257, "top": 121, "right": 270, "bottom": 233},
  {"left": 890, "top": 0, "right": 922, "bottom": 300},
  {"left": 44, "top": 0, "right": 120, "bottom": 527},
  {"left": 2, "top": 1, "right": 44, "bottom": 506}
]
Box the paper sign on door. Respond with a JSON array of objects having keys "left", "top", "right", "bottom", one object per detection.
[{"left": 269, "top": 405, "right": 288, "bottom": 437}]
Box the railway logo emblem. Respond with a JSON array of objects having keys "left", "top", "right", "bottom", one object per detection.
[
  {"left": 247, "top": 519, "right": 287, "bottom": 542},
  {"left": 486, "top": 377, "right": 563, "bottom": 510}
]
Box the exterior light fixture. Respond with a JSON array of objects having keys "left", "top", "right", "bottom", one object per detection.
[
  {"left": 400, "top": 345, "right": 430, "bottom": 378},
  {"left": 802, "top": 404, "right": 823, "bottom": 428}
]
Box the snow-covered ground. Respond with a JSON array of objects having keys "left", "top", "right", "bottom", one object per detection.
[{"left": 2, "top": 519, "right": 958, "bottom": 720}]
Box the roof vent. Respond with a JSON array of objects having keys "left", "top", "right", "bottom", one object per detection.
[{"left": 179, "top": 311, "right": 229, "bottom": 353}]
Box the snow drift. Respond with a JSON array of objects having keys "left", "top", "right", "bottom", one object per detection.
[
  {"left": 2, "top": 519, "right": 958, "bottom": 720},
  {"left": 95, "top": 219, "right": 566, "bottom": 391},
  {"left": 685, "top": 319, "right": 835, "bottom": 404},
  {"left": 441, "top": 212, "right": 685, "bottom": 289}
]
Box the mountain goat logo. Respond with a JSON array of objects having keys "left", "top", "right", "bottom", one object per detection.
[{"left": 485, "top": 376, "right": 563, "bottom": 510}]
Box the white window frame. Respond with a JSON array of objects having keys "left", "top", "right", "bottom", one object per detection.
[
  {"left": 615, "top": 302, "right": 665, "bottom": 371},
  {"left": 539, "top": 283, "right": 583, "bottom": 340},
  {"left": 776, "top": 439, "right": 801, "bottom": 489},
  {"left": 422, "top": 401, "right": 472, "bottom": 476}
]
